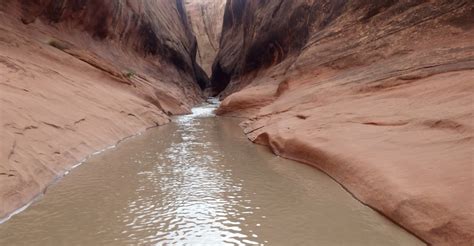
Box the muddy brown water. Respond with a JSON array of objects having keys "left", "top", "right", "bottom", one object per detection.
[{"left": 0, "top": 101, "right": 424, "bottom": 245}]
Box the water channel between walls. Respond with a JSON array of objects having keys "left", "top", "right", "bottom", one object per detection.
[{"left": 0, "top": 100, "right": 424, "bottom": 245}]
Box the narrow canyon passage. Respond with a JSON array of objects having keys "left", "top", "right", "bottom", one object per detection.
[
  {"left": 0, "top": 0, "right": 472, "bottom": 244},
  {"left": 0, "top": 101, "right": 423, "bottom": 245}
]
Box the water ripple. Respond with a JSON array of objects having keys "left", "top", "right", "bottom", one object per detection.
[
  {"left": 0, "top": 99, "right": 423, "bottom": 246},
  {"left": 117, "top": 99, "right": 261, "bottom": 245}
]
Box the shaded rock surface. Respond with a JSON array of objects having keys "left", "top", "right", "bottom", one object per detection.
[
  {"left": 185, "top": 0, "right": 226, "bottom": 77},
  {"left": 0, "top": 0, "right": 205, "bottom": 220},
  {"left": 213, "top": 0, "right": 474, "bottom": 245}
]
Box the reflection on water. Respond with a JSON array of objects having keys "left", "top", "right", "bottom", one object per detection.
[
  {"left": 121, "top": 100, "right": 256, "bottom": 245},
  {"left": 0, "top": 99, "right": 424, "bottom": 245}
]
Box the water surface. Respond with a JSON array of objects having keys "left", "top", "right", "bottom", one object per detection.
[{"left": 0, "top": 101, "right": 424, "bottom": 245}]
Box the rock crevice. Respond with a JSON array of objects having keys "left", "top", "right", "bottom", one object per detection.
[{"left": 185, "top": 0, "right": 226, "bottom": 78}]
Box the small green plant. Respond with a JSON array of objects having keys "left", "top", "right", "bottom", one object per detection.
[
  {"left": 123, "top": 70, "right": 136, "bottom": 78},
  {"left": 47, "top": 40, "right": 69, "bottom": 51}
]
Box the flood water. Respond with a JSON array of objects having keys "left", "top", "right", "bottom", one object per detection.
[{"left": 0, "top": 100, "right": 424, "bottom": 245}]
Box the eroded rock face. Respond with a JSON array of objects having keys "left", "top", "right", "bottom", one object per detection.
[
  {"left": 213, "top": 0, "right": 474, "bottom": 244},
  {"left": 0, "top": 0, "right": 205, "bottom": 220},
  {"left": 185, "top": 0, "right": 226, "bottom": 77}
]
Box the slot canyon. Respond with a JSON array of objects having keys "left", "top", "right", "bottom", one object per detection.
[{"left": 0, "top": 0, "right": 473, "bottom": 245}]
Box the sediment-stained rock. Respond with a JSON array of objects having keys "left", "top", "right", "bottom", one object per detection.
[
  {"left": 0, "top": 0, "right": 205, "bottom": 220},
  {"left": 213, "top": 0, "right": 474, "bottom": 245},
  {"left": 185, "top": 0, "right": 226, "bottom": 77}
]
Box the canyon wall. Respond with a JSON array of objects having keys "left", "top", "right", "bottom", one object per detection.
[
  {"left": 213, "top": 0, "right": 474, "bottom": 245},
  {"left": 0, "top": 0, "right": 205, "bottom": 220},
  {"left": 185, "top": 0, "right": 226, "bottom": 77}
]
